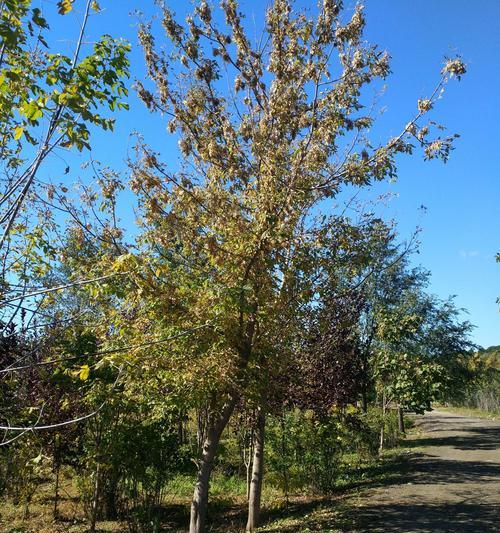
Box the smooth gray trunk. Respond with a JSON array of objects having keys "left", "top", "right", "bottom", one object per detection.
[
  {"left": 90, "top": 462, "right": 100, "bottom": 533},
  {"left": 53, "top": 436, "right": 60, "bottom": 521},
  {"left": 379, "top": 424, "right": 384, "bottom": 452},
  {"left": 189, "top": 396, "right": 238, "bottom": 533},
  {"left": 245, "top": 427, "right": 254, "bottom": 500},
  {"left": 246, "top": 407, "right": 265, "bottom": 532}
]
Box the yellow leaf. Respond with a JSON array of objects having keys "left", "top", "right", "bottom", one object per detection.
[
  {"left": 14, "top": 125, "right": 24, "bottom": 140},
  {"left": 79, "top": 364, "right": 90, "bottom": 380},
  {"left": 57, "top": 0, "right": 74, "bottom": 15}
]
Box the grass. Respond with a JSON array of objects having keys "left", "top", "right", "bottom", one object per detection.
[
  {"left": 0, "top": 436, "right": 414, "bottom": 532},
  {"left": 256, "top": 497, "right": 351, "bottom": 532},
  {"left": 254, "top": 446, "right": 413, "bottom": 532},
  {"left": 0, "top": 460, "right": 400, "bottom": 532},
  {"left": 0, "top": 477, "right": 122, "bottom": 533}
]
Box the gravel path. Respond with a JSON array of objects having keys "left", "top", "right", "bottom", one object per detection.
[{"left": 351, "top": 410, "right": 500, "bottom": 532}]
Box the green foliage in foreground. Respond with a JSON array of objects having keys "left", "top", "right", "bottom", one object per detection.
[{"left": 0, "top": 403, "right": 403, "bottom": 531}]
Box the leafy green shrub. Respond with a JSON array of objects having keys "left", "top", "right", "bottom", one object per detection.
[
  {"left": 364, "top": 406, "right": 401, "bottom": 449},
  {"left": 0, "top": 438, "right": 51, "bottom": 518},
  {"left": 266, "top": 407, "right": 380, "bottom": 495}
]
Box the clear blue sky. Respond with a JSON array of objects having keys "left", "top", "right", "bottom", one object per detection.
[{"left": 48, "top": 0, "right": 499, "bottom": 347}]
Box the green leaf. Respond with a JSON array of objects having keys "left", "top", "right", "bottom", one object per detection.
[
  {"left": 32, "top": 8, "right": 49, "bottom": 29},
  {"left": 20, "top": 100, "right": 43, "bottom": 121},
  {"left": 31, "top": 453, "right": 43, "bottom": 465}
]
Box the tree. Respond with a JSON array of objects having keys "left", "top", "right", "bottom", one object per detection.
[
  {"left": 362, "top": 257, "right": 475, "bottom": 448},
  {"left": 130, "top": 1, "right": 465, "bottom": 530},
  {"left": 0, "top": 0, "right": 130, "bottom": 343}
]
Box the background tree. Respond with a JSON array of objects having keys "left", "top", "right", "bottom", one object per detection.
[{"left": 362, "top": 257, "right": 475, "bottom": 448}]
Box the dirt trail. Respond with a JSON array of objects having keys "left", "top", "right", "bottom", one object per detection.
[{"left": 351, "top": 409, "right": 500, "bottom": 532}]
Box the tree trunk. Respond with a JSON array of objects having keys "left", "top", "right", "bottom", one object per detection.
[
  {"left": 53, "top": 435, "right": 60, "bottom": 521},
  {"left": 53, "top": 462, "right": 60, "bottom": 521},
  {"left": 197, "top": 407, "right": 207, "bottom": 450},
  {"left": 397, "top": 405, "right": 405, "bottom": 434},
  {"left": 379, "top": 392, "right": 386, "bottom": 453},
  {"left": 280, "top": 415, "right": 290, "bottom": 507},
  {"left": 104, "top": 474, "right": 119, "bottom": 520},
  {"left": 90, "top": 462, "right": 101, "bottom": 533},
  {"left": 361, "top": 388, "right": 368, "bottom": 413},
  {"left": 246, "top": 407, "right": 265, "bottom": 532},
  {"left": 245, "top": 427, "right": 254, "bottom": 500},
  {"left": 379, "top": 424, "right": 384, "bottom": 452},
  {"left": 189, "top": 395, "right": 238, "bottom": 533}
]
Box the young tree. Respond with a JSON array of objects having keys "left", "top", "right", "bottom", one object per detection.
[
  {"left": 365, "top": 260, "right": 475, "bottom": 448},
  {"left": 132, "top": 1, "right": 465, "bottom": 530}
]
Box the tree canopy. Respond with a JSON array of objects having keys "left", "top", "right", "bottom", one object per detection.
[{"left": 0, "top": 2, "right": 486, "bottom": 533}]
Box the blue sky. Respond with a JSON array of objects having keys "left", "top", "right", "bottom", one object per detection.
[{"left": 47, "top": 0, "right": 499, "bottom": 347}]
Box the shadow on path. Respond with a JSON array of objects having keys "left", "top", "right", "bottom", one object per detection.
[
  {"left": 402, "top": 453, "right": 500, "bottom": 484},
  {"left": 347, "top": 501, "right": 500, "bottom": 533},
  {"left": 409, "top": 425, "right": 500, "bottom": 451},
  {"left": 261, "top": 411, "right": 500, "bottom": 532},
  {"left": 348, "top": 411, "right": 500, "bottom": 532}
]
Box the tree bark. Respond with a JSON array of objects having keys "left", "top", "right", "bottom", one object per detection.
[
  {"left": 53, "top": 435, "right": 60, "bottom": 521},
  {"left": 90, "top": 462, "right": 100, "bottom": 533},
  {"left": 53, "top": 462, "right": 60, "bottom": 520},
  {"left": 246, "top": 407, "right": 265, "bottom": 532},
  {"left": 104, "top": 474, "right": 119, "bottom": 520},
  {"left": 189, "top": 395, "right": 238, "bottom": 533},
  {"left": 244, "top": 426, "right": 254, "bottom": 500},
  {"left": 379, "top": 392, "right": 386, "bottom": 453}
]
